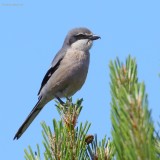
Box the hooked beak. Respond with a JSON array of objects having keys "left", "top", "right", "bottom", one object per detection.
[{"left": 88, "top": 34, "right": 101, "bottom": 40}]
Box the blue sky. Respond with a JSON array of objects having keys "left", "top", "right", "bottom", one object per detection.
[{"left": 1, "top": 0, "right": 160, "bottom": 159}]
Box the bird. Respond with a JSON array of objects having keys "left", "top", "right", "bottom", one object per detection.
[{"left": 14, "top": 27, "right": 100, "bottom": 140}]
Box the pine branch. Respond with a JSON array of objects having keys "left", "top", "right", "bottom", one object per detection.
[
  {"left": 24, "top": 98, "right": 112, "bottom": 160},
  {"left": 155, "top": 121, "right": 160, "bottom": 158},
  {"left": 87, "top": 135, "right": 115, "bottom": 160},
  {"left": 110, "top": 56, "right": 156, "bottom": 160},
  {"left": 24, "top": 98, "right": 92, "bottom": 160}
]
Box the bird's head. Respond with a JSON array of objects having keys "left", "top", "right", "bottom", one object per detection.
[{"left": 63, "top": 27, "right": 100, "bottom": 51}]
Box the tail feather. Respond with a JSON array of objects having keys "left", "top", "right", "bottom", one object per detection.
[{"left": 14, "top": 97, "right": 45, "bottom": 140}]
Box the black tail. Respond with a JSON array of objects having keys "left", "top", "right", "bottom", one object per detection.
[{"left": 14, "top": 97, "right": 45, "bottom": 140}]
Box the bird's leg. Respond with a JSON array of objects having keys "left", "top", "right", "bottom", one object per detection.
[
  {"left": 66, "top": 97, "right": 71, "bottom": 101},
  {"left": 55, "top": 96, "right": 65, "bottom": 105}
]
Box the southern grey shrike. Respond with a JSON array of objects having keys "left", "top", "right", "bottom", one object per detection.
[{"left": 14, "top": 27, "right": 100, "bottom": 140}]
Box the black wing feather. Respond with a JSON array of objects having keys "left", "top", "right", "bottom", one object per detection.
[{"left": 38, "top": 58, "right": 62, "bottom": 95}]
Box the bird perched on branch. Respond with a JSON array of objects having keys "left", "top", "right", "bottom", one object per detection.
[{"left": 14, "top": 27, "right": 100, "bottom": 140}]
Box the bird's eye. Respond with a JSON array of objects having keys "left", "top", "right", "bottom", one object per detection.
[{"left": 75, "top": 33, "right": 85, "bottom": 37}]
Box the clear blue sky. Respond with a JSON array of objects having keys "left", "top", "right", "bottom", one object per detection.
[{"left": 1, "top": 0, "right": 160, "bottom": 159}]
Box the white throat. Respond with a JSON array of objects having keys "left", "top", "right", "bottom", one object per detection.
[{"left": 71, "top": 39, "right": 93, "bottom": 51}]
